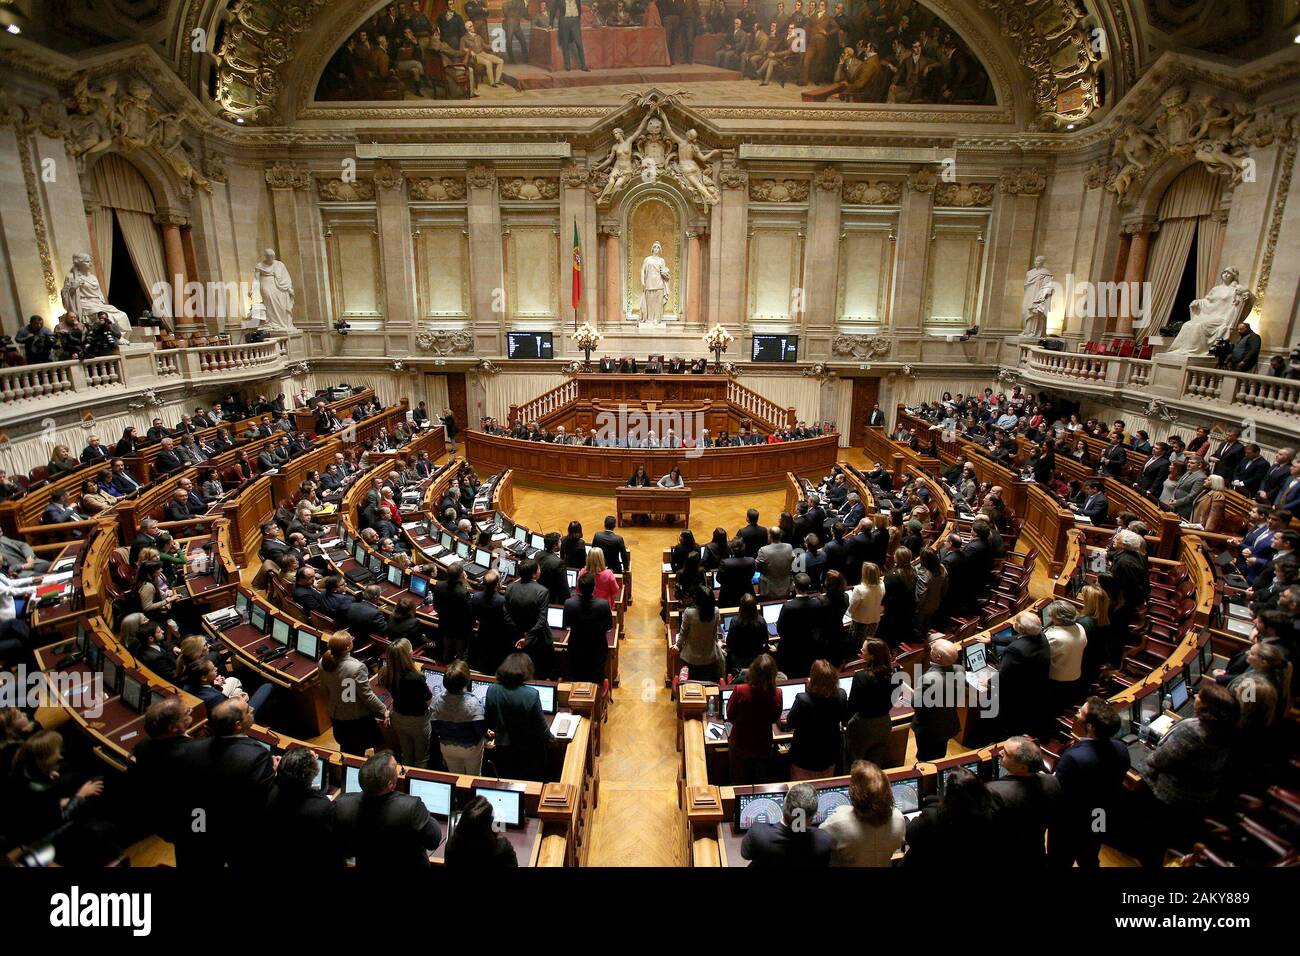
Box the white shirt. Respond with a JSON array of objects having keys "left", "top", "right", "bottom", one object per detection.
[
  {"left": 1044, "top": 623, "right": 1087, "bottom": 682},
  {"left": 848, "top": 581, "right": 884, "bottom": 625},
  {"left": 0, "top": 573, "right": 39, "bottom": 623},
  {"left": 819, "top": 804, "right": 905, "bottom": 867}
]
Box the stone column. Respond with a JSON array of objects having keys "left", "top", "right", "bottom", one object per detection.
[
  {"left": 989, "top": 169, "right": 1046, "bottom": 334},
  {"left": 1117, "top": 220, "right": 1156, "bottom": 338},
  {"left": 600, "top": 221, "right": 621, "bottom": 324},
  {"left": 466, "top": 164, "right": 503, "bottom": 351},
  {"left": 374, "top": 164, "right": 416, "bottom": 348},
  {"left": 1103, "top": 231, "right": 1132, "bottom": 335},
  {"left": 180, "top": 223, "right": 206, "bottom": 330},
  {"left": 83, "top": 196, "right": 107, "bottom": 291},
  {"left": 891, "top": 168, "right": 936, "bottom": 332},
  {"left": 156, "top": 212, "right": 192, "bottom": 331},
  {"left": 685, "top": 222, "right": 705, "bottom": 326},
  {"left": 709, "top": 161, "right": 749, "bottom": 327},
  {"left": 803, "top": 167, "right": 842, "bottom": 343},
  {"left": 561, "top": 163, "right": 596, "bottom": 327},
  {"left": 263, "top": 163, "right": 320, "bottom": 331}
]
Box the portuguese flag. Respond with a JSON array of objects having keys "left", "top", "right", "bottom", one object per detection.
[{"left": 571, "top": 218, "right": 582, "bottom": 312}]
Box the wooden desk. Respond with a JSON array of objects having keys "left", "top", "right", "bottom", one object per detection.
[{"left": 616, "top": 485, "right": 691, "bottom": 527}]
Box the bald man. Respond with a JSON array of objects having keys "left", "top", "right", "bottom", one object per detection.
[{"left": 911, "top": 638, "right": 962, "bottom": 760}]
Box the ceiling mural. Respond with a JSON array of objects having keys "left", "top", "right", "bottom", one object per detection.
[{"left": 311, "top": 0, "right": 995, "bottom": 109}]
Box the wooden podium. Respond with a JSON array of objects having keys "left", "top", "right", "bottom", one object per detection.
[{"left": 615, "top": 486, "right": 691, "bottom": 527}]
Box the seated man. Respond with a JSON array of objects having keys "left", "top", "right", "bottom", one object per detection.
[
  {"left": 740, "top": 783, "right": 832, "bottom": 867},
  {"left": 333, "top": 750, "right": 443, "bottom": 867}
]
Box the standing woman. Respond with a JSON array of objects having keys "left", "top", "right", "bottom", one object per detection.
[
  {"left": 701, "top": 527, "right": 729, "bottom": 572},
  {"left": 583, "top": 548, "right": 622, "bottom": 606},
  {"left": 877, "top": 547, "right": 917, "bottom": 648},
  {"left": 843, "top": 638, "right": 896, "bottom": 768},
  {"left": 669, "top": 529, "right": 698, "bottom": 572},
  {"left": 564, "top": 572, "right": 613, "bottom": 685},
  {"left": 320, "top": 633, "right": 389, "bottom": 756},
  {"left": 726, "top": 652, "right": 783, "bottom": 785},
  {"left": 444, "top": 795, "right": 518, "bottom": 868},
  {"left": 784, "top": 659, "right": 848, "bottom": 780},
  {"left": 380, "top": 638, "right": 431, "bottom": 768},
  {"left": 817, "top": 569, "right": 850, "bottom": 666},
  {"left": 432, "top": 659, "right": 488, "bottom": 773},
  {"left": 819, "top": 760, "right": 906, "bottom": 867},
  {"left": 674, "top": 583, "right": 724, "bottom": 682},
  {"left": 484, "top": 653, "right": 555, "bottom": 781},
  {"left": 440, "top": 407, "right": 458, "bottom": 454},
  {"left": 848, "top": 562, "right": 884, "bottom": 642},
  {"left": 561, "top": 520, "right": 588, "bottom": 569},
  {"left": 723, "top": 593, "right": 769, "bottom": 676},
  {"left": 913, "top": 547, "right": 948, "bottom": 638}
]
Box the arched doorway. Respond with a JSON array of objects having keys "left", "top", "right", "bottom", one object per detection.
[
  {"left": 1140, "top": 165, "right": 1226, "bottom": 336},
  {"left": 88, "top": 154, "right": 173, "bottom": 328}
]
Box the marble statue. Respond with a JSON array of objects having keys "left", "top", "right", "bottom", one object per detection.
[
  {"left": 61, "top": 253, "right": 131, "bottom": 341},
  {"left": 1021, "top": 255, "right": 1054, "bottom": 338},
  {"left": 639, "top": 241, "right": 670, "bottom": 325},
  {"left": 253, "top": 248, "right": 297, "bottom": 334},
  {"left": 593, "top": 113, "right": 652, "bottom": 205},
  {"left": 1166, "top": 267, "right": 1252, "bottom": 356},
  {"left": 660, "top": 112, "right": 720, "bottom": 207}
]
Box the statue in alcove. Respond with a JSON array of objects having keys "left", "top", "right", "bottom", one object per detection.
[
  {"left": 61, "top": 253, "right": 131, "bottom": 341},
  {"left": 1021, "top": 255, "right": 1054, "bottom": 338},
  {"left": 639, "top": 240, "right": 670, "bottom": 326},
  {"left": 252, "top": 249, "right": 298, "bottom": 334}
]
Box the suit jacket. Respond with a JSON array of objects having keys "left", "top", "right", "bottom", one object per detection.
[
  {"left": 1099, "top": 443, "right": 1127, "bottom": 478},
  {"left": 129, "top": 735, "right": 208, "bottom": 844},
  {"left": 196, "top": 735, "right": 275, "bottom": 861},
  {"left": 716, "top": 555, "right": 756, "bottom": 607},
  {"left": 995, "top": 632, "right": 1051, "bottom": 737},
  {"left": 738, "top": 523, "right": 768, "bottom": 559},
  {"left": 1080, "top": 492, "right": 1109, "bottom": 525},
  {"left": 776, "top": 594, "right": 822, "bottom": 677},
  {"left": 538, "top": 551, "right": 570, "bottom": 604},
  {"left": 1230, "top": 455, "right": 1267, "bottom": 496},
  {"left": 1137, "top": 454, "right": 1170, "bottom": 496},
  {"left": 988, "top": 773, "right": 1062, "bottom": 869},
  {"left": 592, "top": 529, "right": 628, "bottom": 574},
  {"left": 265, "top": 786, "right": 344, "bottom": 869},
  {"left": 756, "top": 542, "right": 795, "bottom": 596},
  {"left": 563, "top": 594, "right": 612, "bottom": 679},
  {"left": 294, "top": 584, "right": 330, "bottom": 615},
  {"left": 1172, "top": 470, "right": 1206, "bottom": 518},
  {"left": 343, "top": 601, "right": 389, "bottom": 642},
  {"left": 334, "top": 790, "right": 442, "bottom": 867},
  {"left": 42, "top": 502, "right": 82, "bottom": 525},
  {"left": 80, "top": 444, "right": 108, "bottom": 464},
  {"left": 504, "top": 579, "right": 552, "bottom": 649},
  {"left": 154, "top": 450, "right": 183, "bottom": 474},
  {"left": 108, "top": 471, "right": 141, "bottom": 496},
  {"left": 1260, "top": 462, "right": 1291, "bottom": 503},
  {"left": 1211, "top": 440, "right": 1245, "bottom": 479},
  {"left": 740, "top": 821, "right": 832, "bottom": 867}
]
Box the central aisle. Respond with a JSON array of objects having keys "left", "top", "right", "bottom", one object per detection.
[{"left": 506, "top": 478, "right": 790, "bottom": 866}]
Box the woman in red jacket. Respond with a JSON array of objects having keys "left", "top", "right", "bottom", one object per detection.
[{"left": 726, "top": 653, "right": 783, "bottom": 785}]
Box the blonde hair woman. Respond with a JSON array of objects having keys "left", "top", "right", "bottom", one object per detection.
[
  {"left": 819, "top": 760, "right": 905, "bottom": 867},
  {"left": 1192, "top": 474, "right": 1228, "bottom": 533},
  {"left": 584, "top": 547, "right": 622, "bottom": 605},
  {"left": 380, "top": 638, "right": 431, "bottom": 768},
  {"left": 848, "top": 562, "right": 884, "bottom": 639}
]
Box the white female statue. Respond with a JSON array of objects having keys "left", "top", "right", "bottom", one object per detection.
[
  {"left": 1166, "top": 267, "right": 1252, "bottom": 356},
  {"left": 639, "top": 241, "right": 670, "bottom": 325},
  {"left": 252, "top": 248, "right": 298, "bottom": 334},
  {"left": 1021, "top": 255, "right": 1054, "bottom": 338},
  {"left": 61, "top": 253, "right": 131, "bottom": 341}
]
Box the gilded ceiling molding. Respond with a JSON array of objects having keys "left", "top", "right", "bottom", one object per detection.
[{"left": 212, "top": 0, "right": 332, "bottom": 124}]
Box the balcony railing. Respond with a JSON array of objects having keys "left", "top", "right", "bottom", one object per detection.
[
  {"left": 1182, "top": 366, "right": 1300, "bottom": 419},
  {"left": 0, "top": 361, "right": 77, "bottom": 405}
]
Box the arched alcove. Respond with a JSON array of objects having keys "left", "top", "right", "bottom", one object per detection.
[{"left": 86, "top": 153, "right": 173, "bottom": 324}]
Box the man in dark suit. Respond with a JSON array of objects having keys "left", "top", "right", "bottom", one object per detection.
[
  {"left": 293, "top": 566, "right": 329, "bottom": 616},
  {"left": 1259, "top": 448, "right": 1294, "bottom": 504},
  {"left": 469, "top": 570, "right": 512, "bottom": 675},
  {"left": 41, "top": 490, "right": 84, "bottom": 526},
  {"left": 740, "top": 784, "right": 832, "bottom": 867},
  {"left": 960, "top": 519, "right": 995, "bottom": 590},
  {"left": 1135, "top": 442, "right": 1170, "bottom": 497},
  {"left": 841, "top": 493, "right": 866, "bottom": 531},
  {"left": 1047, "top": 698, "right": 1129, "bottom": 868},
  {"left": 504, "top": 558, "right": 554, "bottom": 678},
  {"left": 592, "top": 515, "right": 628, "bottom": 574},
  {"left": 256, "top": 445, "right": 279, "bottom": 474},
  {"left": 1226, "top": 320, "right": 1261, "bottom": 372},
  {"left": 548, "top": 0, "right": 589, "bottom": 71},
  {"left": 1099, "top": 432, "right": 1128, "bottom": 479},
  {"left": 537, "top": 531, "right": 570, "bottom": 604},
  {"left": 822, "top": 522, "right": 849, "bottom": 578},
  {"left": 321, "top": 576, "right": 355, "bottom": 624},
  {"left": 264, "top": 746, "right": 344, "bottom": 869},
  {"left": 775, "top": 573, "right": 822, "bottom": 678},
  {"left": 1232, "top": 443, "right": 1269, "bottom": 498},
  {"left": 868, "top": 404, "right": 886, "bottom": 426},
  {"left": 803, "top": 494, "right": 828, "bottom": 545},
  {"left": 80, "top": 435, "right": 108, "bottom": 464},
  {"left": 993, "top": 612, "right": 1051, "bottom": 738},
  {"left": 344, "top": 585, "right": 390, "bottom": 642},
  {"left": 737, "top": 508, "right": 768, "bottom": 558},
  {"left": 1074, "top": 479, "right": 1109, "bottom": 525},
  {"left": 938, "top": 532, "right": 969, "bottom": 619},
  {"left": 128, "top": 518, "right": 161, "bottom": 565},
  {"left": 1208, "top": 427, "right": 1244, "bottom": 480},
  {"left": 106, "top": 459, "right": 141, "bottom": 496},
  {"left": 987, "top": 736, "right": 1062, "bottom": 869},
  {"left": 154, "top": 438, "right": 183, "bottom": 475},
  {"left": 129, "top": 697, "right": 214, "bottom": 866},
  {"left": 1108, "top": 530, "right": 1150, "bottom": 628},
  {"left": 432, "top": 562, "right": 474, "bottom": 662},
  {"left": 1277, "top": 459, "right": 1300, "bottom": 512},
  {"left": 196, "top": 698, "right": 275, "bottom": 866},
  {"left": 163, "top": 487, "right": 193, "bottom": 523},
  {"left": 258, "top": 522, "right": 295, "bottom": 565},
  {"left": 145, "top": 418, "right": 168, "bottom": 443},
  {"left": 334, "top": 751, "right": 442, "bottom": 867}
]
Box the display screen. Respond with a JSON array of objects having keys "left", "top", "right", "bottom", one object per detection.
[
  {"left": 271, "top": 617, "right": 292, "bottom": 646},
  {"left": 409, "top": 778, "right": 453, "bottom": 817},
  {"left": 530, "top": 683, "right": 557, "bottom": 714},
  {"left": 409, "top": 574, "right": 429, "bottom": 598},
  {"left": 546, "top": 605, "right": 564, "bottom": 629},
  {"left": 752, "top": 334, "right": 798, "bottom": 362},
  {"left": 506, "top": 332, "right": 554, "bottom": 360},
  {"left": 296, "top": 630, "right": 319, "bottom": 658},
  {"left": 387, "top": 564, "right": 404, "bottom": 587},
  {"left": 249, "top": 603, "right": 268, "bottom": 632},
  {"left": 474, "top": 786, "right": 523, "bottom": 826}
]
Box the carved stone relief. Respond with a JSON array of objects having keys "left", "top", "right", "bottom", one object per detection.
[
  {"left": 934, "top": 182, "right": 995, "bottom": 206},
  {"left": 749, "top": 179, "right": 810, "bottom": 203},
  {"left": 316, "top": 178, "right": 375, "bottom": 201},
  {"left": 842, "top": 181, "right": 902, "bottom": 205},
  {"left": 409, "top": 177, "right": 467, "bottom": 201},
  {"left": 500, "top": 177, "right": 560, "bottom": 201},
  {"left": 831, "top": 335, "right": 891, "bottom": 360},
  {"left": 416, "top": 329, "right": 474, "bottom": 354}
]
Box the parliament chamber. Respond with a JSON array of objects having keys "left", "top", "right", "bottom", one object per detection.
[{"left": 0, "top": 2, "right": 1297, "bottom": 901}]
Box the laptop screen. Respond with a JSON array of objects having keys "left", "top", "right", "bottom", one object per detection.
[
  {"left": 456, "top": 540, "right": 471, "bottom": 559},
  {"left": 474, "top": 786, "right": 523, "bottom": 827},
  {"left": 530, "top": 533, "right": 546, "bottom": 551},
  {"left": 295, "top": 629, "right": 319, "bottom": 658},
  {"left": 762, "top": 602, "right": 782, "bottom": 626},
  {"left": 234, "top": 591, "right": 249, "bottom": 618},
  {"left": 498, "top": 556, "right": 517, "bottom": 578},
  {"left": 343, "top": 765, "right": 362, "bottom": 794},
  {"left": 122, "top": 673, "right": 145, "bottom": 712},
  {"left": 735, "top": 792, "right": 785, "bottom": 830},
  {"left": 546, "top": 605, "right": 564, "bottom": 629},
  {"left": 530, "top": 683, "right": 556, "bottom": 714},
  {"left": 890, "top": 778, "right": 921, "bottom": 815},
  {"left": 566, "top": 568, "right": 577, "bottom": 589},
  {"left": 409, "top": 574, "right": 429, "bottom": 597},
  {"left": 387, "top": 564, "right": 404, "bottom": 587},
  {"left": 963, "top": 642, "right": 988, "bottom": 672},
  {"left": 475, "top": 548, "right": 493, "bottom": 568},
  {"left": 409, "top": 778, "right": 453, "bottom": 817},
  {"left": 514, "top": 526, "right": 528, "bottom": 543},
  {"left": 353, "top": 542, "right": 366, "bottom": 564},
  {"left": 368, "top": 554, "right": 384, "bottom": 576},
  {"left": 311, "top": 754, "right": 328, "bottom": 792},
  {"left": 271, "top": 616, "right": 292, "bottom": 646},
  {"left": 441, "top": 531, "right": 454, "bottom": 551},
  {"left": 1167, "top": 674, "right": 1189, "bottom": 711},
  {"left": 779, "top": 682, "right": 804, "bottom": 711},
  {"left": 249, "top": 603, "right": 268, "bottom": 632}
]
